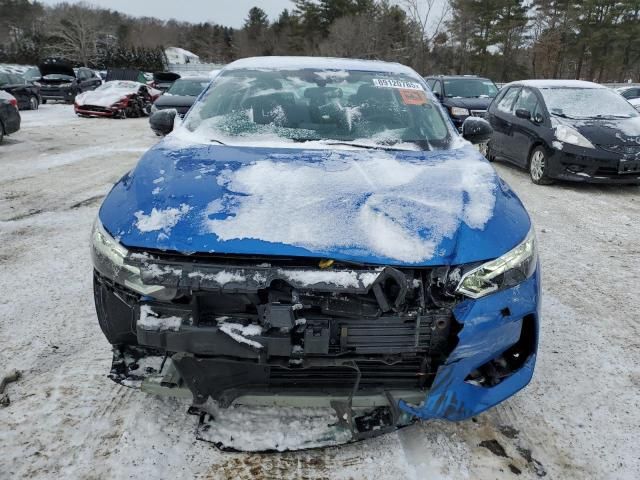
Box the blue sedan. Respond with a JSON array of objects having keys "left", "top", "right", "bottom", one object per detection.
[{"left": 91, "top": 57, "right": 539, "bottom": 445}]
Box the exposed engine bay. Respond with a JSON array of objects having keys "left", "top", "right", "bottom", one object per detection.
[{"left": 94, "top": 252, "right": 464, "bottom": 445}]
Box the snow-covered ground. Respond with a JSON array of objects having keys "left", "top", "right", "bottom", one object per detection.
[{"left": 1, "top": 104, "right": 638, "bottom": 479}]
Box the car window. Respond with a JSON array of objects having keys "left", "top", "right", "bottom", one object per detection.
[
  {"left": 514, "top": 88, "right": 538, "bottom": 114},
  {"left": 167, "top": 79, "right": 210, "bottom": 96},
  {"left": 425, "top": 79, "right": 435, "bottom": 89},
  {"left": 442, "top": 78, "right": 498, "bottom": 98},
  {"left": 0, "top": 73, "right": 10, "bottom": 86},
  {"left": 78, "top": 69, "right": 89, "bottom": 80},
  {"left": 496, "top": 87, "right": 520, "bottom": 114},
  {"left": 432, "top": 80, "right": 442, "bottom": 96},
  {"left": 183, "top": 68, "right": 455, "bottom": 150}
]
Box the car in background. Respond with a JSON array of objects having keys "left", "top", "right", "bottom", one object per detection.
[
  {"left": 0, "top": 72, "right": 41, "bottom": 110},
  {"left": 22, "top": 66, "right": 42, "bottom": 83},
  {"left": 424, "top": 75, "right": 499, "bottom": 130},
  {"left": 149, "top": 76, "right": 210, "bottom": 132},
  {"left": 616, "top": 85, "right": 640, "bottom": 101},
  {"left": 486, "top": 80, "right": 640, "bottom": 185},
  {"left": 152, "top": 72, "right": 181, "bottom": 92},
  {"left": 96, "top": 56, "right": 539, "bottom": 446},
  {"left": 74, "top": 80, "right": 161, "bottom": 118},
  {"left": 0, "top": 90, "right": 21, "bottom": 143},
  {"left": 38, "top": 58, "right": 102, "bottom": 104}
]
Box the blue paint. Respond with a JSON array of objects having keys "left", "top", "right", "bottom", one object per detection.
[
  {"left": 99, "top": 141, "right": 531, "bottom": 266},
  {"left": 399, "top": 269, "right": 540, "bottom": 420}
]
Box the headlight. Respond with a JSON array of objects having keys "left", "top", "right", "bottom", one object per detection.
[
  {"left": 91, "top": 218, "right": 169, "bottom": 297},
  {"left": 455, "top": 228, "right": 537, "bottom": 299},
  {"left": 450, "top": 107, "right": 470, "bottom": 117},
  {"left": 554, "top": 124, "right": 594, "bottom": 149},
  {"left": 59, "top": 82, "right": 74, "bottom": 87}
]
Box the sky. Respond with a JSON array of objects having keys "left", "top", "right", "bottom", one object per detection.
[{"left": 38, "top": 0, "right": 295, "bottom": 28}]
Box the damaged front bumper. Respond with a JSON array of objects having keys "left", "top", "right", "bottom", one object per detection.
[{"left": 94, "top": 246, "right": 539, "bottom": 444}]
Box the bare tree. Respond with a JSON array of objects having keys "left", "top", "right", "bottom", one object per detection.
[
  {"left": 48, "top": 3, "right": 101, "bottom": 65},
  {"left": 403, "top": 0, "right": 451, "bottom": 73}
]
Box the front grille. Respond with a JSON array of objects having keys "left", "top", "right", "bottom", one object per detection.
[
  {"left": 470, "top": 110, "right": 486, "bottom": 117},
  {"left": 79, "top": 104, "right": 109, "bottom": 112},
  {"left": 598, "top": 144, "right": 640, "bottom": 156},
  {"left": 269, "top": 357, "right": 429, "bottom": 390}
]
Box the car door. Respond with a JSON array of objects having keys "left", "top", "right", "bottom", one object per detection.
[
  {"left": 504, "top": 87, "right": 543, "bottom": 166},
  {"left": 4, "top": 74, "right": 30, "bottom": 108},
  {"left": 487, "top": 86, "right": 520, "bottom": 160},
  {"left": 77, "top": 68, "right": 101, "bottom": 92}
]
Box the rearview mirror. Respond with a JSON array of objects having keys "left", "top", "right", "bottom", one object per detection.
[
  {"left": 515, "top": 108, "right": 531, "bottom": 119},
  {"left": 462, "top": 117, "right": 493, "bottom": 145},
  {"left": 149, "top": 109, "right": 176, "bottom": 136}
]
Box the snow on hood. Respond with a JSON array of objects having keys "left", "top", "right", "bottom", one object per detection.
[
  {"left": 75, "top": 81, "right": 143, "bottom": 107},
  {"left": 99, "top": 142, "right": 531, "bottom": 266},
  {"left": 203, "top": 151, "right": 495, "bottom": 263}
]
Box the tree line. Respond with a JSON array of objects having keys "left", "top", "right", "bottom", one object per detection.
[{"left": 1, "top": 0, "right": 638, "bottom": 82}]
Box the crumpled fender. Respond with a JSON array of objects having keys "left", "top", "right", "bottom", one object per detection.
[{"left": 399, "top": 268, "right": 540, "bottom": 420}]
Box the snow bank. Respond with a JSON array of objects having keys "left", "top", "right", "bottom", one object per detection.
[
  {"left": 135, "top": 204, "right": 191, "bottom": 233},
  {"left": 204, "top": 151, "right": 496, "bottom": 263},
  {"left": 138, "top": 305, "right": 182, "bottom": 331}
]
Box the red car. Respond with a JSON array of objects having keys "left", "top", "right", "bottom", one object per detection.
[{"left": 74, "top": 81, "right": 161, "bottom": 118}]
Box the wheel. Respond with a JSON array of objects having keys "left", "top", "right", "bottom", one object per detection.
[
  {"left": 28, "top": 95, "right": 39, "bottom": 110},
  {"left": 529, "top": 146, "right": 554, "bottom": 185}
]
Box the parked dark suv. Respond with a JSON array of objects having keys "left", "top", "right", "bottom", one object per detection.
[
  {"left": 486, "top": 80, "right": 640, "bottom": 185},
  {"left": 38, "top": 58, "right": 102, "bottom": 104},
  {"left": 424, "top": 75, "right": 499, "bottom": 130},
  {"left": 0, "top": 72, "right": 41, "bottom": 110}
]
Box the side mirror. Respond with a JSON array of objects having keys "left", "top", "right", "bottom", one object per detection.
[
  {"left": 149, "top": 109, "right": 176, "bottom": 136},
  {"left": 515, "top": 108, "right": 531, "bottom": 119},
  {"left": 462, "top": 117, "right": 493, "bottom": 145}
]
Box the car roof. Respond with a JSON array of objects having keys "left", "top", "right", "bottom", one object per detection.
[
  {"left": 425, "top": 75, "right": 492, "bottom": 81},
  {"left": 505, "top": 79, "right": 605, "bottom": 89},
  {"left": 224, "top": 56, "right": 419, "bottom": 77}
]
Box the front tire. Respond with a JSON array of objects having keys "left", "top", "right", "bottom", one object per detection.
[
  {"left": 28, "top": 95, "right": 39, "bottom": 110},
  {"left": 529, "top": 146, "right": 554, "bottom": 185}
]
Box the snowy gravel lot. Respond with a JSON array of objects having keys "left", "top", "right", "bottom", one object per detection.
[{"left": 1, "top": 104, "right": 638, "bottom": 479}]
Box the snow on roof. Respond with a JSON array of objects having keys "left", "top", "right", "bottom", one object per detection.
[
  {"left": 510, "top": 79, "right": 605, "bottom": 89},
  {"left": 166, "top": 47, "right": 199, "bottom": 59},
  {"left": 224, "top": 56, "right": 419, "bottom": 77}
]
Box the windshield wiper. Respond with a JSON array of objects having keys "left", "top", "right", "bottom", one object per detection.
[
  {"left": 551, "top": 112, "right": 578, "bottom": 119},
  {"left": 589, "top": 114, "right": 631, "bottom": 119},
  {"left": 209, "top": 138, "right": 226, "bottom": 145},
  {"left": 322, "top": 141, "right": 411, "bottom": 151}
]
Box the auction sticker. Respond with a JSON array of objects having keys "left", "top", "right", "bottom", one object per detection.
[
  {"left": 372, "top": 78, "right": 423, "bottom": 90},
  {"left": 399, "top": 89, "right": 428, "bottom": 105}
]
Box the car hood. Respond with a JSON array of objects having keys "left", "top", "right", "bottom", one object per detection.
[
  {"left": 38, "top": 59, "right": 75, "bottom": 78},
  {"left": 444, "top": 97, "right": 494, "bottom": 110},
  {"left": 562, "top": 116, "right": 640, "bottom": 145},
  {"left": 99, "top": 140, "right": 531, "bottom": 266},
  {"left": 76, "top": 87, "right": 133, "bottom": 107},
  {"left": 154, "top": 95, "right": 197, "bottom": 108}
]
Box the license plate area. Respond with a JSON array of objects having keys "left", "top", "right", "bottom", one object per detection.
[{"left": 618, "top": 158, "right": 640, "bottom": 174}]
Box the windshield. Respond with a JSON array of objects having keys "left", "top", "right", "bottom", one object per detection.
[
  {"left": 443, "top": 79, "right": 498, "bottom": 98},
  {"left": 182, "top": 68, "right": 454, "bottom": 150},
  {"left": 23, "top": 67, "right": 41, "bottom": 81},
  {"left": 541, "top": 88, "right": 639, "bottom": 119},
  {"left": 168, "top": 79, "right": 209, "bottom": 96}
]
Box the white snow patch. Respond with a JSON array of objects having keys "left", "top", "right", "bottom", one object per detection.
[
  {"left": 218, "top": 322, "right": 263, "bottom": 349},
  {"left": 187, "top": 270, "right": 245, "bottom": 284},
  {"left": 204, "top": 152, "right": 496, "bottom": 263},
  {"left": 198, "top": 400, "right": 351, "bottom": 451},
  {"left": 134, "top": 204, "right": 191, "bottom": 233},
  {"left": 138, "top": 305, "right": 182, "bottom": 331},
  {"left": 278, "top": 269, "right": 360, "bottom": 288}
]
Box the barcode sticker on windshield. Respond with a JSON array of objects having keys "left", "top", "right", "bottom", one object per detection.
[{"left": 373, "top": 78, "right": 423, "bottom": 90}]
